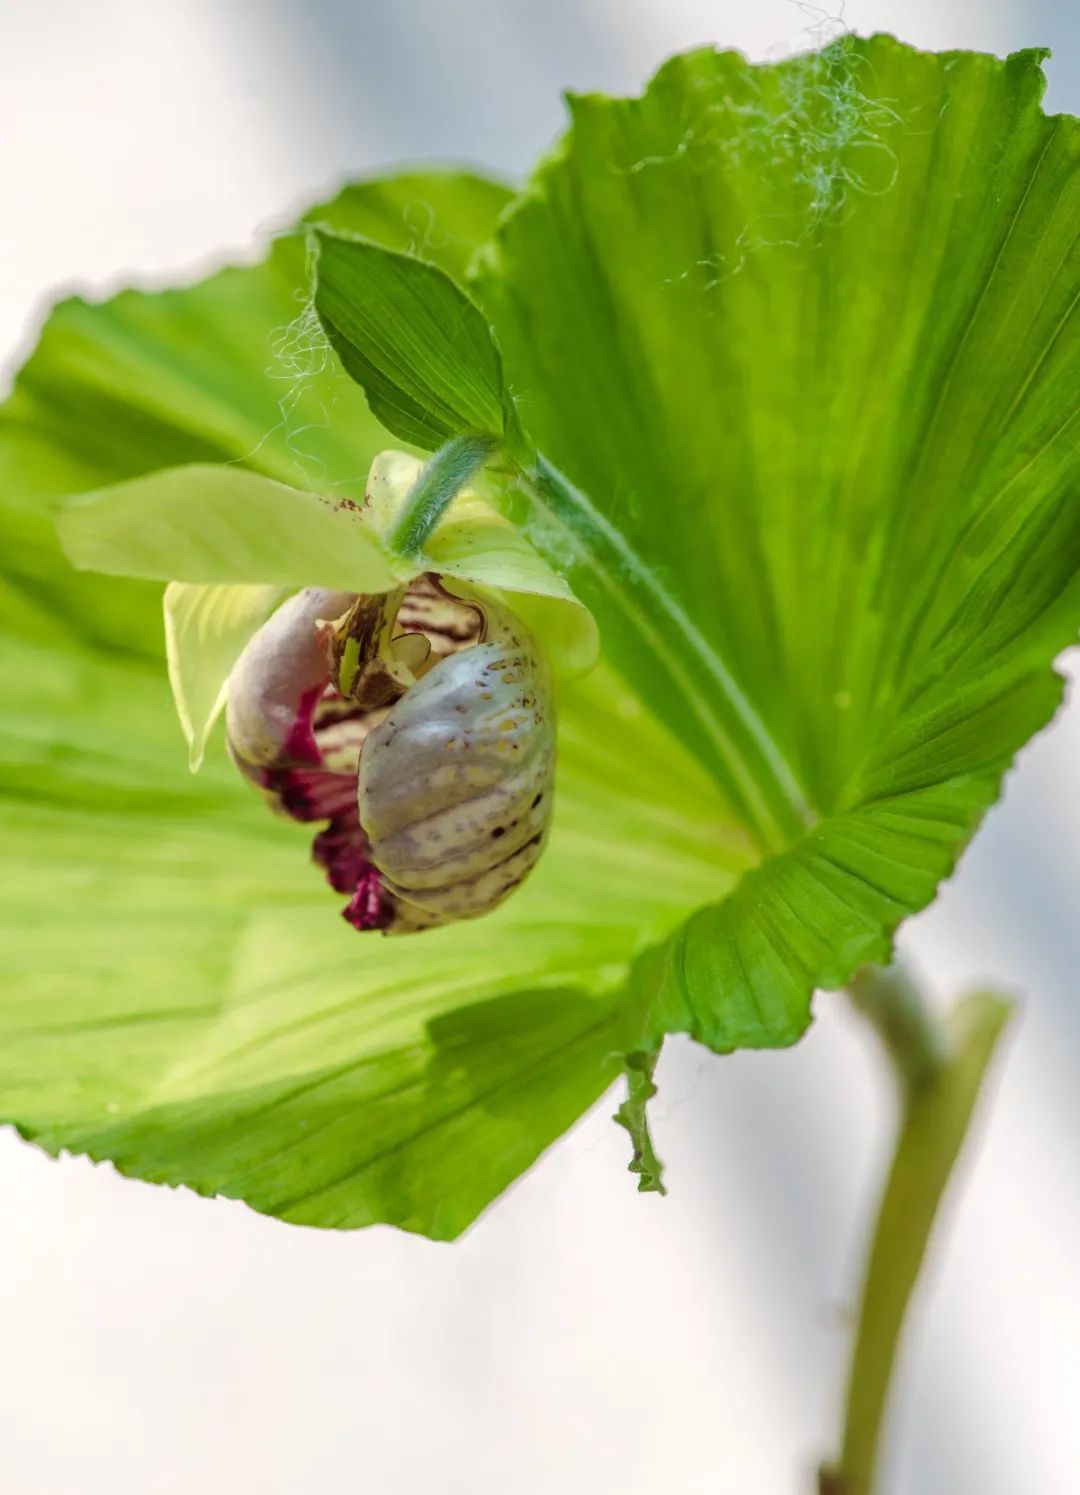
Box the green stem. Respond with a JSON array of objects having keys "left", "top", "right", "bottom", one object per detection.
[
  {"left": 388, "top": 431, "right": 501, "bottom": 558},
  {"left": 819, "top": 963, "right": 1013, "bottom": 1495},
  {"left": 845, "top": 963, "right": 948, "bottom": 1099}
]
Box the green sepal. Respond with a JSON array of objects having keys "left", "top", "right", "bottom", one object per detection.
[
  {"left": 164, "top": 582, "right": 284, "bottom": 770},
  {"left": 58, "top": 464, "right": 400, "bottom": 590}
]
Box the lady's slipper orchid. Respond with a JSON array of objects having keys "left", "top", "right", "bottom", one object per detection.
[
  {"left": 58, "top": 448, "right": 595, "bottom": 934},
  {"left": 226, "top": 577, "right": 554, "bottom": 932}
]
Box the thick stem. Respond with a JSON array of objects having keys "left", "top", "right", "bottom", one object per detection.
[
  {"left": 845, "top": 963, "right": 949, "bottom": 1098},
  {"left": 388, "top": 432, "right": 500, "bottom": 558},
  {"left": 819, "top": 964, "right": 1013, "bottom": 1495}
]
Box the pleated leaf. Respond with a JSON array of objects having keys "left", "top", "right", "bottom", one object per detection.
[
  {"left": 0, "top": 170, "right": 744, "bottom": 1236},
  {"left": 472, "top": 37, "right": 1080, "bottom": 1083}
]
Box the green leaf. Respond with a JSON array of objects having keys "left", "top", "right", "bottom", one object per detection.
[
  {"left": 164, "top": 582, "right": 283, "bottom": 770},
  {"left": 0, "top": 625, "right": 735, "bottom": 1236},
  {"left": 299, "top": 171, "right": 513, "bottom": 278},
  {"left": 0, "top": 168, "right": 742, "bottom": 1235},
  {"left": 312, "top": 228, "right": 509, "bottom": 448},
  {"left": 473, "top": 37, "right": 1080, "bottom": 1071}
]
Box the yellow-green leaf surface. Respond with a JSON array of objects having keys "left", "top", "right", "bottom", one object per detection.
[
  {"left": 0, "top": 170, "right": 745, "bottom": 1236},
  {"left": 2, "top": 618, "right": 739, "bottom": 1234}
]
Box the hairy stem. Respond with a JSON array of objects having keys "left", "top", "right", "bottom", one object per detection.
[
  {"left": 819, "top": 963, "right": 1013, "bottom": 1495},
  {"left": 388, "top": 431, "right": 501, "bottom": 558}
]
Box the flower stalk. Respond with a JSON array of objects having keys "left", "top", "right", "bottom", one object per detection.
[
  {"left": 388, "top": 431, "right": 502, "bottom": 558},
  {"left": 818, "top": 963, "right": 1013, "bottom": 1495}
]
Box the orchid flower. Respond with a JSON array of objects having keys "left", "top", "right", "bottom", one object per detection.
[{"left": 60, "top": 449, "right": 595, "bottom": 934}]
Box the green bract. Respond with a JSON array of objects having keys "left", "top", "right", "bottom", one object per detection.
[{"left": 1, "top": 38, "right": 1078, "bottom": 1235}]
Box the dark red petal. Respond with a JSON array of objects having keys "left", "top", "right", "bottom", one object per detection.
[{"left": 342, "top": 867, "right": 394, "bottom": 931}]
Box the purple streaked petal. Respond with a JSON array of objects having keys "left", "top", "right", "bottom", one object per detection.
[{"left": 226, "top": 587, "right": 355, "bottom": 769}]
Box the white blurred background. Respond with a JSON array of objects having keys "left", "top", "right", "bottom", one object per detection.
[{"left": 1, "top": 3, "right": 1078, "bottom": 1491}]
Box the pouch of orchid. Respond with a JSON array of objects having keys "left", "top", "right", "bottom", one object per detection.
[{"left": 228, "top": 577, "right": 554, "bottom": 935}]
